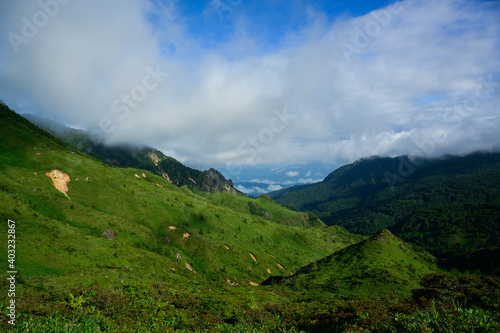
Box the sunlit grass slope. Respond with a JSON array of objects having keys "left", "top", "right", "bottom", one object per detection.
[
  {"left": 0, "top": 104, "right": 362, "bottom": 293},
  {"left": 263, "top": 230, "right": 438, "bottom": 297}
]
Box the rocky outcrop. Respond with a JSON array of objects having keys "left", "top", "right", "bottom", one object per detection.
[
  {"left": 103, "top": 229, "right": 115, "bottom": 240},
  {"left": 198, "top": 168, "right": 237, "bottom": 195}
]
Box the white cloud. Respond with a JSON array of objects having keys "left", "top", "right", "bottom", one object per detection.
[
  {"left": 305, "top": 170, "right": 312, "bottom": 177},
  {"left": 249, "top": 179, "right": 277, "bottom": 185},
  {"left": 286, "top": 171, "right": 299, "bottom": 177},
  {"left": 282, "top": 178, "right": 323, "bottom": 186},
  {"left": 1, "top": 0, "right": 499, "bottom": 170},
  {"left": 235, "top": 184, "right": 268, "bottom": 194},
  {"left": 236, "top": 183, "right": 282, "bottom": 194},
  {"left": 266, "top": 184, "right": 283, "bottom": 192}
]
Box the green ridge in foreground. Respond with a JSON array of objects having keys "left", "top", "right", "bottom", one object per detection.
[{"left": 263, "top": 229, "right": 438, "bottom": 297}]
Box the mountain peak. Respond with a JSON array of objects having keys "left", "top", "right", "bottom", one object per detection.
[
  {"left": 200, "top": 168, "right": 236, "bottom": 194},
  {"left": 263, "top": 230, "right": 436, "bottom": 296},
  {"left": 373, "top": 229, "right": 393, "bottom": 243}
]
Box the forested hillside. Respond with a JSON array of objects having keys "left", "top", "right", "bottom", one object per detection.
[{"left": 270, "top": 153, "right": 500, "bottom": 274}]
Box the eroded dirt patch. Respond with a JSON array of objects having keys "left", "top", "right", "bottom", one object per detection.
[
  {"left": 226, "top": 278, "right": 238, "bottom": 286},
  {"left": 149, "top": 152, "right": 161, "bottom": 166},
  {"left": 185, "top": 263, "right": 196, "bottom": 272},
  {"left": 161, "top": 171, "right": 171, "bottom": 183},
  {"left": 45, "top": 170, "right": 71, "bottom": 199}
]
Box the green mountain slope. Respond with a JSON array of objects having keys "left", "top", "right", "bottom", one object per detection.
[
  {"left": 196, "top": 191, "right": 325, "bottom": 228},
  {"left": 262, "top": 229, "right": 437, "bottom": 297},
  {"left": 22, "top": 113, "right": 237, "bottom": 194},
  {"left": 0, "top": 103, "right": 364, "bottom": 288},
  {"left": 268, "top": 155, "right": 402, "bottom": 215},
  {"left": 390, "top": 202, "right": 500, "bottom": 274},
  {"left": 270, "top": 154, "right": 500, "bottom": 233}
]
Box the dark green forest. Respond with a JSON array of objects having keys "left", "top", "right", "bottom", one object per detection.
[{"left": 270, "top": 153, "right": 500, "bottom": 274}]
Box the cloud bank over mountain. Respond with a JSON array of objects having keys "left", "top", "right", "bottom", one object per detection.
[{"left": 1, "top": 0, "right": 499, "bottom": 173}]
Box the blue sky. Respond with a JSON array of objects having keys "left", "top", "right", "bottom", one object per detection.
[
  {"left": 147, "top": 0, "right": 398, "bottom": 55},
  {"left": 1, "top": 0, "right": 499, "bottom": 195},
  {"left": 164, "top": 0, "right": 394, "bottom": 43}
]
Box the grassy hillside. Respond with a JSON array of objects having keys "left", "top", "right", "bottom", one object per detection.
[
  {"left": 195, "top": 191, "right": 326, "bottom": 228},
  {"left": 22, "top": 113, "right": 237, "bottom": 193},
  {"left": 263, "top": 230, "right": 437, "bottom": 297},
  {"left": 1, "top": 104, "right": 365, "bottom": 283},
  {"left": 0, "top": 103, "right": 363, "bottom": 330}
]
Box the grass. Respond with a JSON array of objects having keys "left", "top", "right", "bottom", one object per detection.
[
  {"left": 263, "top": 230, "right": 438, "bottom": 298},
  {"left": 2, "top": 276, "right": 499, "bottom": 332}
]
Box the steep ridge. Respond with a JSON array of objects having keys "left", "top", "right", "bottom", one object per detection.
[
  {"left": 262, "top": 230, "right": 437, "bottom": 297},
  {"left": 22, "top": 113, "right": 237, "bottom": 194}
]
